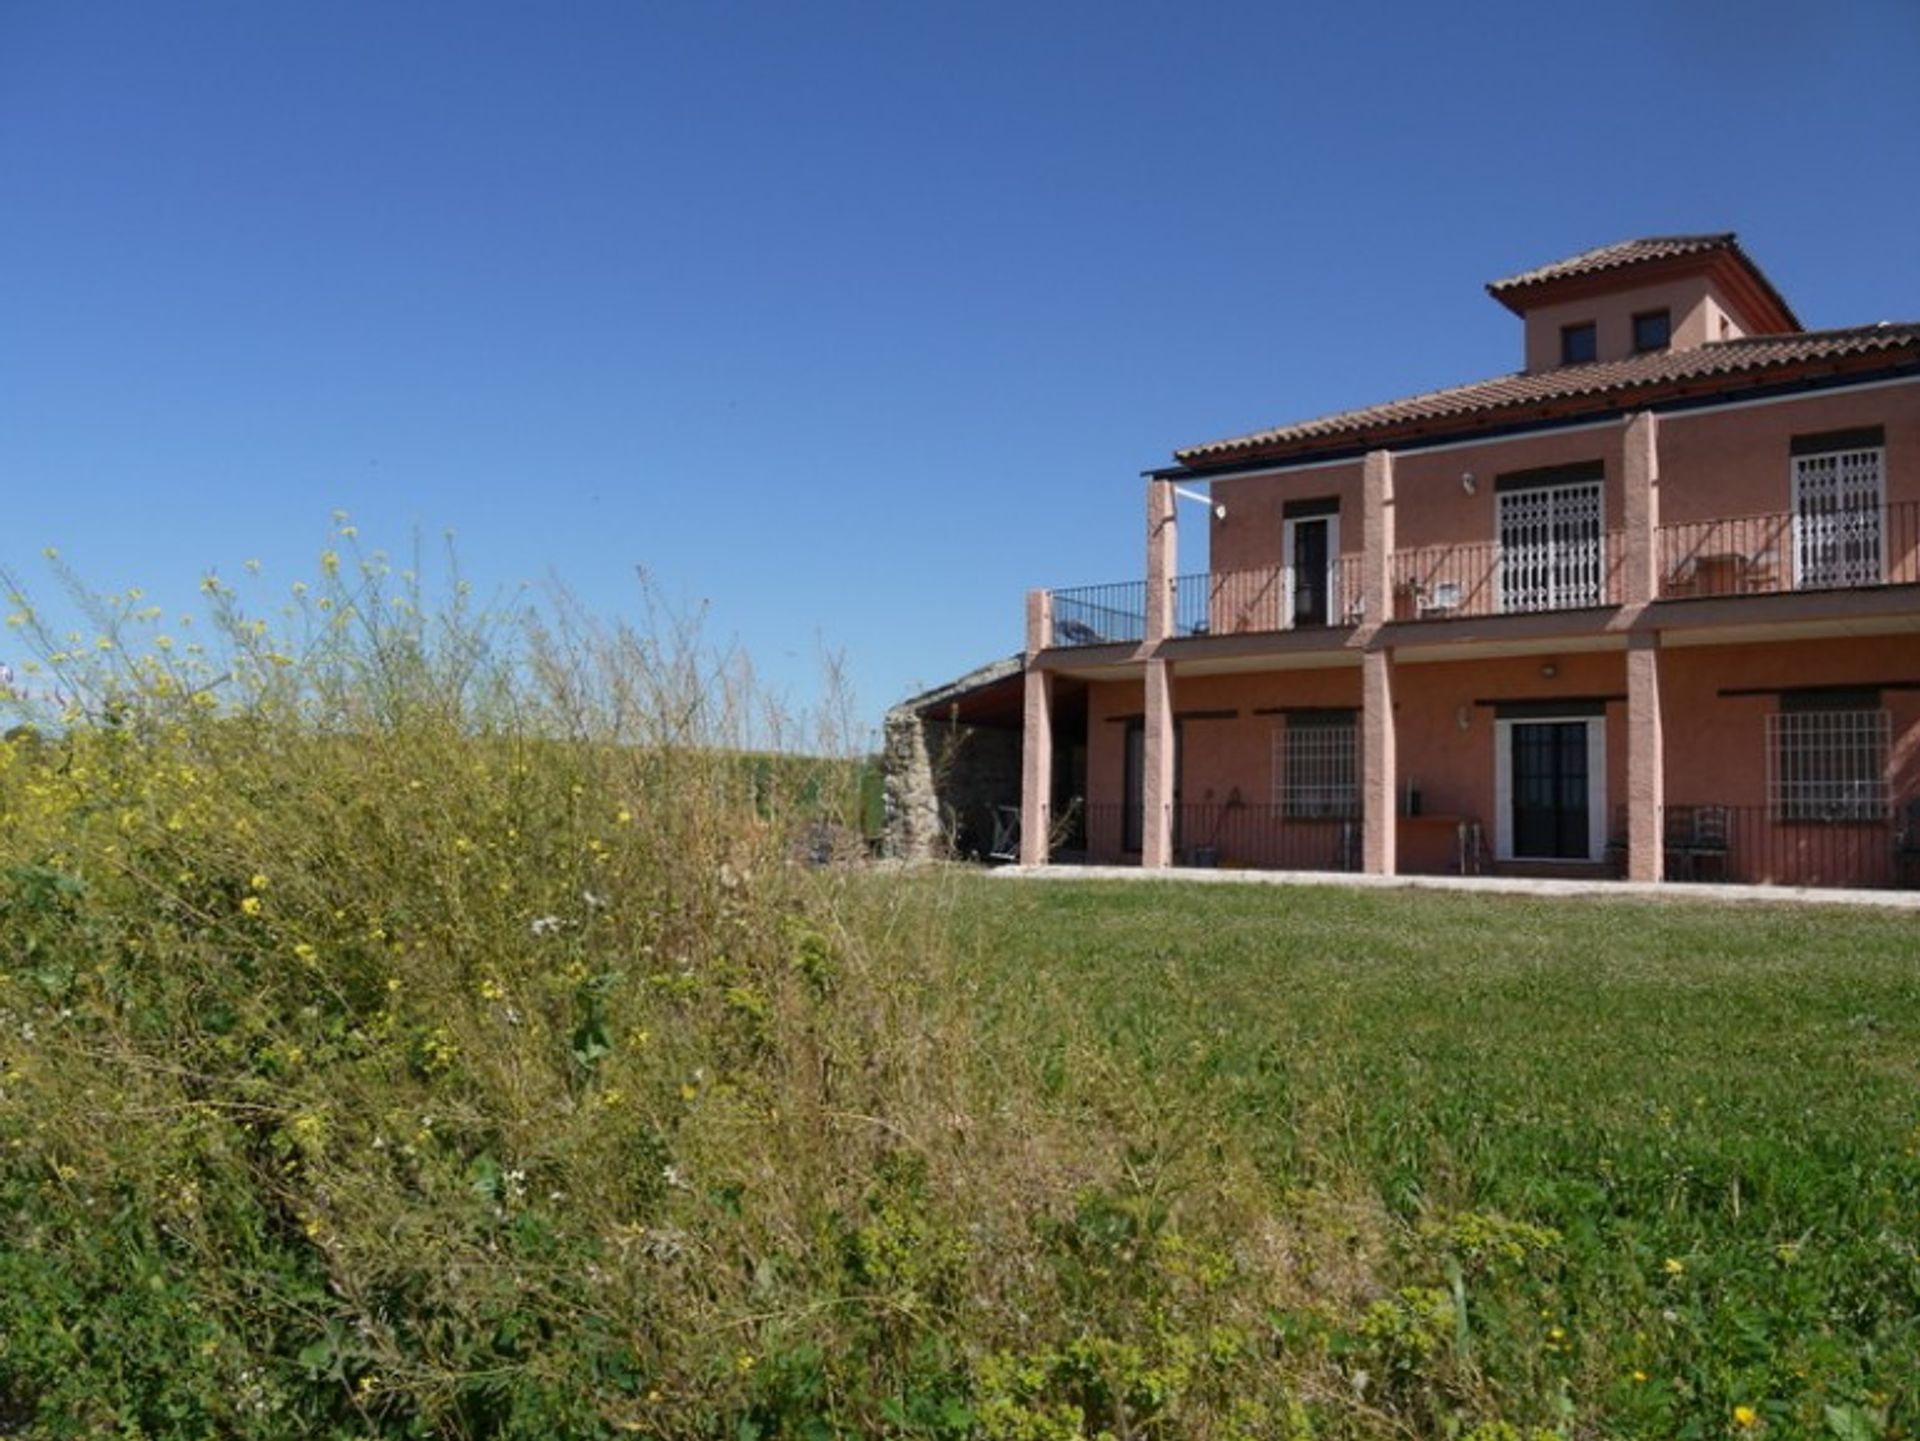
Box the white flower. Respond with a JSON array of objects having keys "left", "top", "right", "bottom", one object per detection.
[{"left": 530, "top": 915, "right": 562, "bottom": 936}]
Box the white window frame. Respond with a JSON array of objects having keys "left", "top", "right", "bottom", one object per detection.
[
  {"left": 1496, "top": 479, "right": 1606, "bottom": 614},
  {"left": 1281, "top": 512, "right": 1340, "bottom": 630},
  {"left": 1791, "top": 445, "right": 1885, "bottom": 590},
  {"left": 1492, "top": 715, "right": 1608, "bottom": 862}
]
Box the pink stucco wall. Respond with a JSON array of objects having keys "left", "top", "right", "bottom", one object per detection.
[{"left": 1520, "top": 273, "right": 1759, "bottom": 373}]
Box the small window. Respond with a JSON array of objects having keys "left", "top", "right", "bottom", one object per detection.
[
  {"left": 1560, "top": 322, "right": 1597, "bottom": 365},
  {"left": 1632, "top": 310, "right": 1671, "bottom": 353}
]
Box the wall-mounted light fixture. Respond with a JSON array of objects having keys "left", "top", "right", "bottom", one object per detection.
[
  {"left": 1540, "top": 661, "right": 1559, "bottom": 679},
  {"left": 1172, "top": 484, "right": 1227, "bottom": 520},
  {"left": 1460, "top": 470, "right": 1477, "bottom": 495}
]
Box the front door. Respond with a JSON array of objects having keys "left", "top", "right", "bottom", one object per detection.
[{"left": 1510, "top": 720, "right": 1591, "bottom": 859}]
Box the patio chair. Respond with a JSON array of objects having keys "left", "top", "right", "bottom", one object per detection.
[
  {"left": 988, "top": 804, "right": 1020, "bottom": 864},
  {"left": 1895, "top": 798, "right": 1920, "bottom": 888},
  {"left": 1667, "top": 805, "right": 1730, "bottom": 882}
]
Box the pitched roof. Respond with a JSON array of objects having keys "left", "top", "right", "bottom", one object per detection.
[
  {"left": 1486, "top": 234, "right": 1737, "bottom": 296},
  {"left": 1173, "top": 324, "right": 1920, "bottom": 468},
  {"left": 1484, "top": 232, "right": 1801, "bottom": 330}
]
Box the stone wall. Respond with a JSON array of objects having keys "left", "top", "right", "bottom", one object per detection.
[{"left": 882, "top": 707, "right": 1022, "bottom": 862}]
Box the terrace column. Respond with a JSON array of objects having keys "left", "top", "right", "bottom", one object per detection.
[
  {"left": 1621, "top": 413, "right": 1665, "bottom": 882},
  {"left": 1621, "top": 412, "right": 1660, "bottom": 608},
  {"left": 1626, "top": 634, "right": 1665, "bottom": 883},
  {"left": 1141, "top": 480, "right": 1178, "bottom": 868},
  {"left": 1362, "top": 449, "right": 1398, "bottom": 875},
  {"left": 1020, "top": 589, "right": 1054, "bottom": 866}
]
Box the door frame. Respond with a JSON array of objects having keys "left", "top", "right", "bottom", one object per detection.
[
  {"left": 1493, "top": 715, "right": 1607, "bottom": 862},
  {"left": 1282, "top": 512, "right": 1340, "bottom": 629}
]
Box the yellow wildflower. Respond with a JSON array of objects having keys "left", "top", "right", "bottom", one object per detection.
[
  {"left": 1662, "top": 1257, "right": 1685, "bottom": 1276},
  {"left": 240, "top": 896, "right": 263, "bottom": 917},
  {"left": 1733, "top": 1404, "right": 1758, "bottom": 1428}
]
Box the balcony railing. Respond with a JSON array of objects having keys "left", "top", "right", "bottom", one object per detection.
[
  {"left": 1049, "top": 581, "right": 1148, "bottom": 648},
  {"left": 1657, "top": 500, "right": 1919, "bottom": 600},
  {"left": 1390, "top": 532, "right": 1624, "bottom": 619},
  {"left": 1173, "top": 559, "right": 1364, "bottom": 637}
]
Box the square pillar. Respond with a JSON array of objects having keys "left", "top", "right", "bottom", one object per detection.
[
  {"left": 1145, "top": 479, "right": 1176, "bottom": 644},
  {"left": 1362, "top": 647, "right": 1397, "bottom": 875},
  {"left": 1621, "top": 412, "right": 1660, "bottom": 607},
  {"left": 1020, "top": 589, "right": 1055, "bottom": 866},
  {"left": 1363, "top": 449, "right": 1396, "bottom": 626},
  {"left": 1626, "top": 632, "right": 1664, "bottom": 882},
  {"left": 1142, "top": 658, "right": 1176, "bottom": 869}
]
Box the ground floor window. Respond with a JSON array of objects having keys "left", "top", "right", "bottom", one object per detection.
[
  {"left": 1767, "top": 694, "right": 1888, "bottom": 822},
  {"left": 1273, "top": 711, "right": 1358, "bottom": 819}
]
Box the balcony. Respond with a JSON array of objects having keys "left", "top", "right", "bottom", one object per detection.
[
  {"left": 1390, "top": 532, "right": 1624, "bottom": 619},
  {"left": 1657, "top": 500, "right": 1919, "bottom": 599},
  {"left": 1046, "top": 501, "right": 1917, "bottom": 650},
  {"left": 1047, "top": 560, "right": 1365, "bottom": 648}
]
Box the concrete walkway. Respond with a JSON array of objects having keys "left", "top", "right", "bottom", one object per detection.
[{"left": 992, "top": 863, "right": 1920, "bottom": 911}]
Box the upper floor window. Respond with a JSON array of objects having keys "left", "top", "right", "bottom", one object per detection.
[
  {"left": 1560, "top": 322, "right": 1597, "bottom": 365},
  {"left": 1632, "top": 309, "right": 1671, "bottom": 353},
  {"left": 1496, "top": 463, "right": 1607, "bottom": 613},
  {"left": 1791, "top": 428, "right": 1885, "bottom": 589}
]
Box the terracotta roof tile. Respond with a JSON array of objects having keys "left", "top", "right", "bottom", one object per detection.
[
  {"left": 1174, "top": 324, "right": 1920, "bottom": 467},
  {"left": 1486, "top": 234, "right": 1736, "bottom": 295}
]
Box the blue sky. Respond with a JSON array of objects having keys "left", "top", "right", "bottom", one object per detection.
[{"left": 2, "top": 1, "right": 1916, "bottom": 745}]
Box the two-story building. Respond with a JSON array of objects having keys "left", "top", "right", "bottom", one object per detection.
[{"left": 1019, "top": 234, "right": 1920, "bottom": 889}]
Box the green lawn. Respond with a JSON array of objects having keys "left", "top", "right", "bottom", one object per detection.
[{"left": 943, "top": 876, "right": 1920, "bottom": 1440}]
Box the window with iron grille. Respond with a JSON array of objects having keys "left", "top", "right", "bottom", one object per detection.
[
  {"left": 1274, "top": 712, "right": 1358, "bottom": 818},
  {"left": 1767, "top": 697, "right": 1889, "bottom": 822},
  {"left": 1496, "top": 476, "right": 1606, "bottom": 614},
  {"left": 1791, "top": 430, "right": 1884, "bottom": 590}
]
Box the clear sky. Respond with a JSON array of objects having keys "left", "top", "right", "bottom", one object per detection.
[{"left": 3, "top": 1, "right": 1916, "bottom": 746}]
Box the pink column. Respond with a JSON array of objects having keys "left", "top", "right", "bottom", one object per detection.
[
  {"left": 1621, "top": 412, "right": 1660, "bottom": 608},
  {"left": 1621, "top": 413, "right": 1664, "bottom": 882},
  {"left": 1361, "top": 450, "right": 1398, "bottom": 875},
  {"left": 1020, "top": 589, "right": 1054, "bottom": 866},
  {"left": 1626, "top": 634, "right": 1664, "bottom": 882},
  {"left": 1141, "top": 481, "right": 1177, "bottom": 868}
]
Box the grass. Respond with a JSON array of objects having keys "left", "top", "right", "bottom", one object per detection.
[
  {"left": 0, "top": 532, "right": 1915, "bottom": 1439},
  {"left": 941, "top": 878, "right": 1920, "bottom": 1439}
]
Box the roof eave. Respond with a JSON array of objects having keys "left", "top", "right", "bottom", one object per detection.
[{"left": 1167, "top": 348, "right": 1918, "bottom": 476}]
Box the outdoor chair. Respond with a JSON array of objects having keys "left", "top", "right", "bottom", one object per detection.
[
  {"left": 1895, "top": 798, "right": 1920, "bottom": 888},
  {"left": 1667, "top": 805, "right": 1730, "bottom": 882},
  {"left": 988, "top": 804, "right": 1020, "bottom": 864}
]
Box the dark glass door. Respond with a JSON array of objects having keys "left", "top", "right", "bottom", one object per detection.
[
  {"left": 1292, "top": 517, "right": 1331, "bottom": 627},
  {"left": 1511, "top": 721, "right": 1589, "bottom": 859}
]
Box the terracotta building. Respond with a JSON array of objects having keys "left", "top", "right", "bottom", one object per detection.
[{"left": 1018, "top": 234, "right": 1920, "bottom": 888}]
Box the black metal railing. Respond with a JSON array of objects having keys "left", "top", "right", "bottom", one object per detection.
[
  {"left": 1657, "top": 501, "right": 1920, "bottom": 600},
  {"left": 1389, "top": 533, "right": 1624, "bottom": 620},
  {"left": 1172, "top": 559, "right": 1364, "bottom": 637},
  {"left": 1049, "top": 581, "right": 1149, "bottom": 648},
  {"left": 1661, "top": 803, "right": 1914, "bottom": 889},
  {"left": 1065, "top": 801, "right": 1362, "bottom": 872}
]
